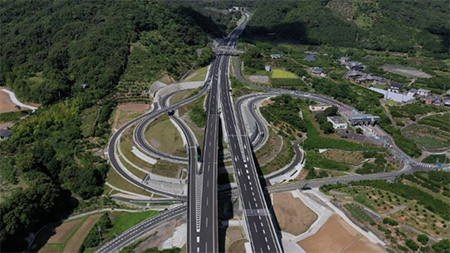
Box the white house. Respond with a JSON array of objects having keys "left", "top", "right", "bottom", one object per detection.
[
  {"left": 265, "top": 65, "right": 271, "bottom": 72},
  {"left": 327, "top": 116, "right": 347, "bottom": 130},
  {"left": 270, "top": 54, "right": 282, "bottom": 59},
  {"left": 417, "top": 89, "right": 431, "bottom": 97}
]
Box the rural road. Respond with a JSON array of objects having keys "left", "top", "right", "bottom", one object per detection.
[{"left": 1, "top": 88, "right": 38, "bottom": 111}]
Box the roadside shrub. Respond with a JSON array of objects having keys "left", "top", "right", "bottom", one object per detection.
[{"left": 383, "top": 217, "right": 399, "bottom": 226}]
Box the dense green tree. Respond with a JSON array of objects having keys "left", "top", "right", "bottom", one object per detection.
[{"left": 417, "top": 234, "right": 429, "bottom": 245}]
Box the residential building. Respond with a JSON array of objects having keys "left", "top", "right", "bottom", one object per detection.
[
  {"left": 407, "top": 89, "right": 417, "bottom": 97},
  {"left": 311, "top": 67, "right": 326, "bottom": 77},
  {"left": 305, "top": 54, "right": 316, "bottom": 62},
  {"left": 425, "top": 96, "right": 434, "bottom": 105},
  {"left": 388, "top": 83, "right": 404, "bottom": 93},
  {"left": 444, "top": 99, "right": 450, "bottom": 107},
  {"left": 0, "top": 129, "right": 12, "bottom": 140},
  {"left": 433, "top": 98, "right": 442, "bottom": 106},
  {"left": 270, "top": 54, "right": 282, "bottom": 59},
  {"left": 417, "top": 89, "right": 431, "bottom": 97},
  {"left": 339, "top": 56, "right": 351, "bottom": 65},
  {"left": 327, "top": 116, "right": 347, "bottom": 130},
  {"left": 344, "top": 70, "right": 364, "bottom": 79},
  {"left": 369, "top": 87, "right": 415, "bottom": 103},
  {"left": 265, "top": 65, "right": 271, "bottom": 72}
]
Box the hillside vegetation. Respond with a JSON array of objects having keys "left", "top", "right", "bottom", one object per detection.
[
  {"left": 244, "top": 0, "right": 448, "bottom": 57},
  {"left": 0, "top": 1, "right": 223, "bottom": 251}
]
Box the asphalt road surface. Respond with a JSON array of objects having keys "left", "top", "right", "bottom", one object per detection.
[
  {"left": 220, "top": 53, "right": 282, "bottom": 253},
  {"left": 188, "top": 55, "right": 223, "bottom": 253}
]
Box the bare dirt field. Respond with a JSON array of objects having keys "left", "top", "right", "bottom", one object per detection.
[
  {"left": 0, "top": 122, "right": 13, "bottom": 129},
  {"left": 298, "top": 214, "right": 384, "bottom": 253},
  {"left": 135, "top": 217, "right": 185, "bottom": 251},
  {"left": 228, "top": 239, "right": 248, "bottom": 253},
  {"left": 47, "top": 219, "right": 82, "bottom": 244},
  {"left": 248, "top": 75, "right": 270, "bottom": 84},
  {"left": 64, "top": 214, "right": 102, "bottom": 252},
  {"left": 273, "top": 192, "right": 317, "bottom": 235},
  {"left": 112, "top": 103, "right": 150, "bottom": 130},
  {"left": 38, "top": 247, "right": 59, "bottom": 253},
  {"left": 0, "top": 88, "right": 19, "bottom": 113},
  {"left": 224, "top": 226, "right": 247, "bottom": 253}
]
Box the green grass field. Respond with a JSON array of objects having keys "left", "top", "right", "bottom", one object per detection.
[
  {"left": 271, "top": 69, "right": 298, "bottom": 79},
  {"left": 107, "top": 210, "right": 160, "bottom": 239},
  {"left": 185, "top": 66, "right": 208, "bottom": 82}
]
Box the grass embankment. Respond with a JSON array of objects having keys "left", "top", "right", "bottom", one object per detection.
[
  {"left": 145, "top": 114, "right": 186, "bottom": 157},
  {"left": 106, "top": 168, "right": 153, "bottom": 197},
  {"left": 120, "top": 124, "right": 183, "bottom": 179},
  {"left": 271, "top": 69, "right": 298, "bottom": 79},
  {"left": 188, "top": 95, "right": 207, "bottom": 128},
  {"left": 80, "top": 105, "right": 98, "bottom": 137},
  {"left": 185, "top": 66, "right": 208, "bottom": 82},
  {"left": 0, "top": 110, "right": 30, "bottom": 122},
  {"left": 230, "top": 76, "right": 261, "bottom": 98},
  {"left": 107, "top": 211, "right": 160, "bottom": 238},
  {"left": 261, "top": 135, "right": 295, "bottom": 175},
  {"left": 80, "top": 211, "right": 160, "bottom": 252},
  {"left": 170, "top": 89, "right": 196, "bottom": 105}
]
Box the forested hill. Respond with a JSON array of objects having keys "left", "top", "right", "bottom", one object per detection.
[
  {"left": 0, "top": 0, "right": 224, "bottom": 105},
  {"left": 0, "top": 1, "right": 225, "bottom": 251},
  {"left": 244, "top": 0, "right": 449, "bottom": 57}
]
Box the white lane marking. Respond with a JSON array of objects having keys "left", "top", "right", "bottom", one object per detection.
[
  {"left": 247, "top": 175, "right": 250, "bottom": 180},
  {"left": 253, "top": 197, "right": 256, "bottom": 201},
  {"left": 255, "top": 203, "right": 258, "bottom": 207},
  {"left": 250, "top": 187, "right": 253, "bottom": 190},
  {"left": 197, "top": 247, "right": 200, "bottom": 252},
  {"left": 261, "top": 222, "right": 264, "bottom": 227},
  {"left": 252, "top": 192, "right": 254, "bottom": 196},
  {"left": 265, "top": 237, "right": 268, "bottom": 242},
  {"left": 253, "top": 222, "right": 258, "bottom": 232},
  {"left": 262, "top": 229, "right": 265, "bottom": 234},
  {"left": 206, "top": 217, "right": 208, "bottom": 227},
  {"left": 197, "top": 237, "right": 200, "bottom": 243},
  {"left": 259, "top": 216, "right": 262, "bottom": 220},
  {"left": 268, "top": 245, "right": 270, "bottom": 250},
  {"left": 249, "top": 182, "right": 252, "bottom": 186}
]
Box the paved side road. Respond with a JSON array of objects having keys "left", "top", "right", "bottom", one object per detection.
[
  {"left": 95, "top": 205, "right": 186, "bottom": 253},
  {"left": 1, "top": 88, "right": 38, "bottom": 111}
]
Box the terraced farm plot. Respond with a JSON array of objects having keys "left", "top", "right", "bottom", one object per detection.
[
  {"left": 47, "top": 219, "right": 83, "bottom": 244},
  {"left": 271, "top": 69, "right": 298, "bottom": 79},
  {"left": 403, "top": 125, "right": 450, "bottom": 150},
  {"left": 418, "top": 113, "right": 450, "bottom": 132},
  {"left": 64, "top": 214, "right": 103, "bottom": 252}
]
